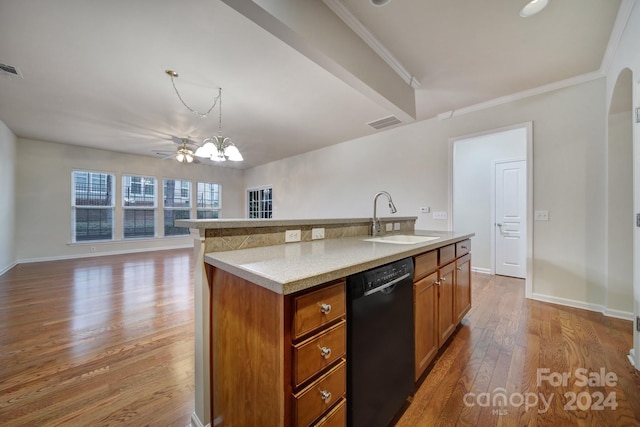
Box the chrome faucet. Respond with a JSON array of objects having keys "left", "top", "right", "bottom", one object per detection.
[{"left": 372, "top": 191, "right": 397, "bottom": 236}]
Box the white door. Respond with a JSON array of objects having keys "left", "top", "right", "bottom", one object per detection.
[{"left": 495, "top": 160, "right": 527, "bottom": 278}]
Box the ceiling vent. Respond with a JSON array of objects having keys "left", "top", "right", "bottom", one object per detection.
[
  {"left": 0, "top": 63, "right": 23, "bottom": 78},
  {"left": 367, "top": 115, "right": 402, "bottom": 130}
]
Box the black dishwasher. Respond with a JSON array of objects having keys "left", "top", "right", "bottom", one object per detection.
[{"left": 347, "top": 257, "right": 415, "bottom": 427}]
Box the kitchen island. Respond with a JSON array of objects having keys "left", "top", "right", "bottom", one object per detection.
[{"left": 176, "top": 217, "right": 473, "bottom": 427}]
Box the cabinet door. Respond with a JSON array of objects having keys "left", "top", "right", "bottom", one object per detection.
[
  {"left": 437, "top": 262, "right": 456, "bottom": 346},
  {"left": 455, "top": 254, "right": 472, "bottom": 323},
  {"left": 414, "top": 271, "right": 438, "bottom": 381}
]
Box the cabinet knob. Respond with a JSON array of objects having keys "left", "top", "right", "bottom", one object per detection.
[
  {"left": 320, "top": 303, "right": 332, "bottom": 314},
  {"left": 319, "top": 346, "right": 332, "bottom": 359},
  {"left": 319, "top": 390, "right": 332, "bottom": 403},
  {"left": 441, "top": 277, "right": 446, "bottom": 282},
  {"left": 456, "top": 267, "right": 462, "bottom": 271},
  {"left": 461, "top": 245, "right": 467, "bottom": 249},
  {"left": 434, "top": 281, "right": 441, "bottom": 286}
]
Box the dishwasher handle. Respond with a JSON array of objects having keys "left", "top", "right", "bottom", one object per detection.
[{"left": 363, "top": 272, "right": 412, "bottom": 296}]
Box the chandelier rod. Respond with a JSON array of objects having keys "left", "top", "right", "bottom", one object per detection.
[{"left": 166, "top": 70, "right": 220, "bottom": 118}]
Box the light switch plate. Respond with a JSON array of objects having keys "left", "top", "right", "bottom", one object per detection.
[
  {"left": 534, "top": 210, "right": 549, "bottom": 221},
  {"left": 312, "top": 228, "right": 325, "bottom": 239},
  {"left": 433, "top": 211, "right": 448, "bottom": 220},
  {"left": 385, "top": 223, "right": 393, "bottom": 231},
  {"left": 394, "top": 222, "right": 401, "bottom": 231},
  {"left": 419, "top": 207, "right": 430, "bottom": 213}
]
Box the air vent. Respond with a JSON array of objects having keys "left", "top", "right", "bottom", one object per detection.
[
  {"left": 367, "top": 115, "right": 401, "bottom": 130},
  {"left": 0, "top": 63, "right": 23, "bottom": 78}
]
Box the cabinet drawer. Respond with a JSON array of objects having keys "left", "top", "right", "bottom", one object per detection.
[
  {"left": 456, "top": 239, "right": 471, "bottom": 257},
  {"left": 312, "top": 398, "right": 346, "bottom": 427},
  {"left": 293, "top": 360, "right": 346, "bottom": 427},
  {"left": 414, "top": 250, "right": 437, "bottom": 280},
  {"left": 293, "top": 321, "right": 346, "bottom": 387},
  {"left": 294, "top": 282, "right": 346, "bottom": 339},
  {"left": 439, "top": 244, "right": 455, "bottom": 266}
]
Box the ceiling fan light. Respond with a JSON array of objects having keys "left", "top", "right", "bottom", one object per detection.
[
  {"left": 186, "top": 153, "right": 194, "bottom": 163},
  {"left": 176, "top": 152, "right": 185, "bottom": 162},
  {"left": 519, "top": 0, "right": 548, "bottom": 17}
]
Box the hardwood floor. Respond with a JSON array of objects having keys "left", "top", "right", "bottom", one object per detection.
[
  {"left": 397, "top": 273, "right": 640, "bottom": 427},
  {"left": 1, "top": 252, "right": 639, "bottom": 426},
  {"left": 0, "top": 249, "right": 195, "bottom": 426}
]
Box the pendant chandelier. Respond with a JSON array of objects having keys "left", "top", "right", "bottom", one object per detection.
[{"left": 166, "top": 70, "right": 243, "bottom": 162}]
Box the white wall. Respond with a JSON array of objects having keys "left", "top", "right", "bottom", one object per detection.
[
  {"left": 0, "top": 120, "right": 17, "bottom": 274},
  {"left": 245, "top": 78, "right": 608, "bottom": 309},
  {"left": 15, "top": 138, "right": 245, "bottom": 261},
  {"left": 605, "top": 0, "right": 640, "bottom": 365},
  {"left": 453, "top": 127, "right": 527, "bottom": 273}
]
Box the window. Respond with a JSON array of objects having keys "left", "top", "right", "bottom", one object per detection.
[
  {"left": 197, "top": 182, "right": 221, "bottom": 219},
  {"left": 164, "top": 179, "right": 191, "bottom": 236},
  {"left": 247, "top": 187, "right": 273, "bottom": 218},
  {"left": 123, "top": 175, "right": 157, "bottom": 238},
  {"left": 72, "top": 171, "right": 115, "bottom": 242}
]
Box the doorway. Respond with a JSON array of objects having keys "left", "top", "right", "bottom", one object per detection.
[{"left": 451, "top": 123, "right": 532, "bottom": 295}]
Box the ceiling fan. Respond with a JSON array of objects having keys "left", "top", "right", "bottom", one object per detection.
[{"left": 155, "top": 136, "right": 201, "bottom": 164}]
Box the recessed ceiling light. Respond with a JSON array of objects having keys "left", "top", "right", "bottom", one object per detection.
[
  {"left": 519, "top": 0, "right": 549, "bottom": 17},
  {"left": 371, "top": 0, "right": 391, "bottom": 6}
]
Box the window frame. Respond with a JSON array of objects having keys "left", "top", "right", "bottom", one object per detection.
[
  {"left": 196, "top": 182, "right": 222, "bottom": 219},
  {"left": 122, "top": 174, "right": 158, "bottom": 239},
  {"left": 247, "top": 186, "right": 273, "bottom": 219},
  {"left": 163, "top": 178, "right": 192, "bottom": 237},
  {"left": 71, "top": 169, "right": 116, "bottom": 243}
]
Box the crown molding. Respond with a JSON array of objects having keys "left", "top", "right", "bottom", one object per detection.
[
  {"left": 599, "top": 0, "right": 635, "bottom": 75},
  {"left": 323, "top": 0, "right": 420, "bottom": 89},
  {"left": 439, "top": 71, "right": 604, "bottom": 120}
]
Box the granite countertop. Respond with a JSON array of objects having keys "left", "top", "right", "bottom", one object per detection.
[{"left": 204, "top": 230, "right": 474, "bottom": 295}]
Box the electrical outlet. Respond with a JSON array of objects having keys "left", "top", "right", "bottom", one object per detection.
[
  {"left": 285, "top": 230, "right": 301, "bottom": 242},
  {"left": 385, "top": 223, "right": 393, "bottom": 231},
  {"left": 394, "top": 222, "right": 400, "bottom": 231},
  {"left": 312, "top": 228, "right": 325, "bottom": 240},
  {"left": 535, "top": 210, "right": 549, "bottom": 221},
  {"left": 419, "top": 207, "right": 430, "bottom": 213},
  {"left": 432, "top": 211, "right": 448, "bottom": 220}
]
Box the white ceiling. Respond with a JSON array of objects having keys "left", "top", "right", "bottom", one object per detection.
[{"left": 0, "top": 0, "right": 624, "bottom": 169}]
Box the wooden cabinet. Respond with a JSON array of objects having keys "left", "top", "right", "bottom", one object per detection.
[
  {"left": 413, "top": 239, "right": 472, "bottom": 381},
  {"left": 437, "top": 261, "right": 456, "bottom": 346},
  {"left": 455, "top": 253, "right": 472, "bottom": 323},
  {"left": 413, "top": 271, "right": 438, "bottom": 380},
  {"left": 208, "top": 268, "right": 346, "bottom": 427},
  {"left": 291, "top": 282, "right": 346, "bottom": 426}
]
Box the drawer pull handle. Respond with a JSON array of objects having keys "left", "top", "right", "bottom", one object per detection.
[
  {"left": 457, "top": 267, "right": 462, "bottom": 271},
  {"left": 461, "top": 245, "right": 468, "bottom": 249},
  {"left": 320, "top": 390, "right": 332, "bottom": 403},
  {"left": 441, "top": 277, "right": 446, "bottom": 282},
  {"left": 434, "top": 281, "right": 441, "bottom": 286},
  {"left": 320, "top": 303, "right": 332, "bottom": 314},
  {"left": 319, "top": 346, "right": 332, "bottom": 359}
]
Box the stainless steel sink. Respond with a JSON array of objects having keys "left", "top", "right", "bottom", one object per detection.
[{"left": 362, "top": 235, "right": 441, "bottom": 245}]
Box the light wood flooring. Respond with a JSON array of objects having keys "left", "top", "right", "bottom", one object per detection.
[
  {"left": 0, "top": 249, "right": 195, "bottom": 426},
  {"left": 1, "top": 250, "right": 639, "bottom": 426}
]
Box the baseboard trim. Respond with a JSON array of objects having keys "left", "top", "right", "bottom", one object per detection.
[
  {"left": 190, "top": 412, "right": 210, "bottom": 427},
  {"left": 471, "top": 267, "right": 492, "bottom": 275},
  {"left": 0, "top": 261, "right": 17, "bottom": 277},
  {"left": 530, "top": 292, "right": 634, "bottom": 321},
  {"left": 17, "top": 243, "right": 193, "bottom": 264}
]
